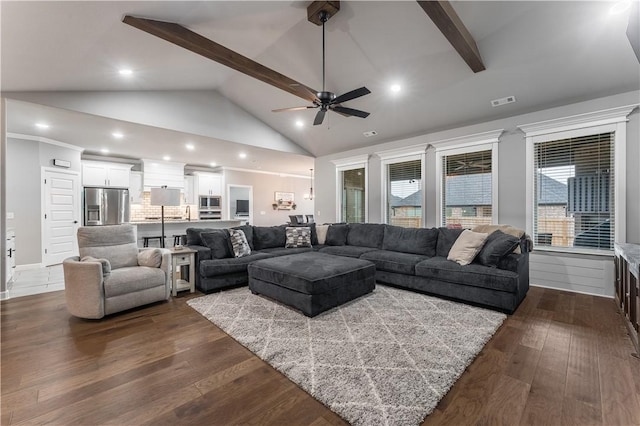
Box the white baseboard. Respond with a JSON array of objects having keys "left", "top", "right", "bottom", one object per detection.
[
  {"left": 530, "top": 283, "right": 614, "bottom": 299},
  {"left": 15, "top": 263, "right": 44, "bottom": 271},
  {"left": 0, "top": 290, "right": 9, "bottom": 300}
]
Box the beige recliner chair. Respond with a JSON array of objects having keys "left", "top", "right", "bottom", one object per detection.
[{"left": 63, "top": 224, "right": 171, "bottom": 319}]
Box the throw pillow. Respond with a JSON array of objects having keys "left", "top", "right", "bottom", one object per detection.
[
  {"left": 315, "top": 224, "right": 329, "bottom": 245},
  {"left": 472, "top": 224, "right": 525, "bottom": 253},
  {"left": 231, "top": 225, "right": 254, "bottom": 250},
  {"left": 285, "top": 227, "right": 312, "bottom": 248},
  {"left": 200, "top": 230, "right": 232, "bottom": 259},
  {"left": 81, "top": 256, "right": 112, "bottom": 275},
  {"left": 137, "top": 249, "right": 162, "bottom": 268},
  {"left": 447, "top": 229, "right": 489, "bottom": 266},
  {"left": 475, "top": 230, "right": 520, "bottom": 268},
  {"left": 325, "top": 224, "right": 349, "bottom": 246},
  {"left": 229, "top": 229, "right": 251, "bottom": 258}
]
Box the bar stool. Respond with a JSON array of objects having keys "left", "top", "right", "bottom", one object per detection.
[
  {"left": 143, "top": 236, "right": 164, "bottom": 248},
  {"left": 172, "top": 234, "right": 186, "bottom": 246}
]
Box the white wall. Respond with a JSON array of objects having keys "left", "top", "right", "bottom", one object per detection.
[
  {"left": 223, "top": 169, "right": 313, "bottom": 226},
  {"left": 314, "top": 91, "right": 640, "bottom": 297},
  {"left": 6, "top": 137, "right": 82, "bottom": 266}
]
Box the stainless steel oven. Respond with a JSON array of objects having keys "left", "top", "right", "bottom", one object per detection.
[
  {"left": 199, "top": 210, "right": 222, "bottom": 220},
  {"left": 199, "top": 195, "right": 221, "bottom": 210}
]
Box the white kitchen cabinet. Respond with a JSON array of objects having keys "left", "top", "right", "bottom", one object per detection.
[
  {"left": 129, "top": 171, "right": 144, "bottom": 204},
  {"left": 183, "top": 176, "right": 196, "bottom": 204},
  {"left": 142, "top": 159, "right": 185, "bottom": 190},
  {"left": 196, "top": 173, "right": 222, "bottom": 196},
  {"left": 82, "top": 161, "right": 132, "bottom": 188}
]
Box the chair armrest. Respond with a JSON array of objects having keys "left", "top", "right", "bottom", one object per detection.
[
  {"left": 62, "top": 256, "right": 105, "bottom": 319},
  {"left": 137, "top": 248, "right": 172, "bottom": 299}
]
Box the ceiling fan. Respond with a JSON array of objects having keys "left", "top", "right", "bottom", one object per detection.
[
  {"left": 272, "top": 11, "right": 371, "bottom": 126},
  {"left": 453, "top": 159, "right": 492, "bottom": 171}
]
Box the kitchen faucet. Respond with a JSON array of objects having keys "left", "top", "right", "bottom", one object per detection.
[{"left": 185, "top": 205, "right": 191, "bottom": 221}]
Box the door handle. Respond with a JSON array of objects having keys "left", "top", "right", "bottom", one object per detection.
[{"left": 73, "top": 220, "right": 78, "bottom": 224}]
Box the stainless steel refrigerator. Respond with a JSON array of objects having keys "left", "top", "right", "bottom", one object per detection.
[{"left": 84, "top": 187, "right": 130, "bottom": 226}]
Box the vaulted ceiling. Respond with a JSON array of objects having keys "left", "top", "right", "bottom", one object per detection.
[{"left": 2, "top": 1, "right": 638, "bottom": 172}]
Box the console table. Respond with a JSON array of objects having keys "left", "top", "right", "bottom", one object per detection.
[{"left": 614, "top": 243, "right": 640, "bottom": 355}]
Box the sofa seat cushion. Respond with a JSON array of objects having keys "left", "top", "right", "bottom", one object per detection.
[
  {"left": 415, "top": 257, "right": 519, "bottom": 293},
  {"left": 248, "top": 252, "right": 375, "bottom": 295},
  {"left": 318, "top": 245, "right": 379, "bottom": 258},
  {"left": 255, "top": 247, "right": 313, "bottom": 256},
  {"left": 360, "top": 250, "right": 430, "bottom": 275},
  {"left": 103, "top": 266, "right": 166, "bottom": 298},
  {"left": 200, "top": 253, "right": 275, "bottom": 277}
]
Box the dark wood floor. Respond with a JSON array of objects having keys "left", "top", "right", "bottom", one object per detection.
[{"left": 2, "top": 286, "right": 639, "bottom": 425}]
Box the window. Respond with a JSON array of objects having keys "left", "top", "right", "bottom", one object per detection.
[
  {"left": 438, "top": 147, "right": 496, "bottom": 228},
  {"left": 387, "top": 159, "right": 422, "bottom": 228},
  {"left": 520, "top": 105, "right": 634, "bottom": 252},
  {"left": 332, "top": 155, "right": 369, "bottom": 223},
  {"left": 533, "top": 132, "right": 614, "bottom": 250},
  {"left": 341, "top": 168, "right": 366, "bottom": 223}
]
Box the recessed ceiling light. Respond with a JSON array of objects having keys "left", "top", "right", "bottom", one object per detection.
[
  {"left": 209, "top": 162, "right": 217, "bottom": 167},
  {"left": 35, "top": 122, "right": 49, "bottom": 129},
  {"left": 295, "top": 120, "right": 304, "bottom": 128},
  {"left": 100, "top": 148, "right": 109, "bottom": 154},
  {"left": 163, "top": 155, "right": 171, "bottom": 161},
  {"left": 185, "top": 143, "right": 195, "bottom": 151},
  {"left": 119, "top": 69, "right": 133, "bottom": 76},
  {"left": 610, "top": 0, "right": 631, "bottom": 14},
  {"left": 390, "top": 84, "right": 402, "bottom": 93},
  {"left": 239, "top": 152, "right": 247, "bottom": 159},
  {"left": 112, "top": 132, "right": 123, "bottom": 139}
]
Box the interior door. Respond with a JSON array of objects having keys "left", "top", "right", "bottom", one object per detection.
[{"left": 43, "top": 168, "right": 80, "bottom": 266}]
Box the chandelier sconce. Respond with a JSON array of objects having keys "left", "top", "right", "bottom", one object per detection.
[{"left": 305, "top": 168, "right": 314, "bottom": 200}]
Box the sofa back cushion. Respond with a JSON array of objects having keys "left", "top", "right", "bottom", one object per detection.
[
  {"left": 253, "top": 225, "right": 286, "bottom": 250},
  {"left": 77, "top": 224, "right": 138, "bottom": 270},
  {"left": 347, "top": 223, "right": 385, "bottom": 248},
  {"left": 325, "top": 224, "right": 349, "bottom": 246},
  {"left": 382, "top": 225, "right": 438, "bottom": 256},
  {"left": 200, "top": 230, "right": 232, "bottom": 259},
  {"left": 436, "top": 227, "right": 465, "bottom": 257}
]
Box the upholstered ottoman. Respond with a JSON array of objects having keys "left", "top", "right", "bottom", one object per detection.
[{"left": 248, "top": 252, "right": 376, "bottom": 317}]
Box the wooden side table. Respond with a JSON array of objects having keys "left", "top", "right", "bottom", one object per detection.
[{"left": 169, "top": 247, "right": 197, "bottom": 296}]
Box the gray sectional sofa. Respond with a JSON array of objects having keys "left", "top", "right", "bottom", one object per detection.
[{"left": 186, "top": 223, "right": 531, "bottom": 313}]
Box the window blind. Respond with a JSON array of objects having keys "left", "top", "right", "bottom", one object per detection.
[
  {"left": 441, "top": 149, "right": 493, "bottom": 228},
  {"left": 533, "top": 132, "right": 614, "bottom": 250},
  {"left": 387, "top": 159, "right": 422, "bottom": 228}
]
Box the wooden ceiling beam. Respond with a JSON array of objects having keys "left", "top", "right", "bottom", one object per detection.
[
  {"left": 417, "top": 0, "right": 485, "bottom": 73},
  {"left": 122, "top": 15, "right": 319, "bottom": 103}
]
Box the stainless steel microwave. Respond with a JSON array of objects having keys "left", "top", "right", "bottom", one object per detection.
[{"left": 199, "top": 195, "right": 221, "bottom": 210}]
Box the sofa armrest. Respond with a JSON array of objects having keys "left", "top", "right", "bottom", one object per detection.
[
  {"left": 186, "top": 245, "right": 212, "bottom": 262},
  {"left": 62, "top": 256, "right": 106, "bottom": 319}
]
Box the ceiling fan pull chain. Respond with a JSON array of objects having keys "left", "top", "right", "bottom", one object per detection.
[{"left": 321, "top": 12, "right": 326, "bottom": 92}]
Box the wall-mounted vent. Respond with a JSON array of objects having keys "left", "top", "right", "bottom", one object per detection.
[
  {"left": 491, "top": 95, "right": 516, "bottom": 107},
  {"left": 363, "top": 130, "right": 377, "bottom": 137}
]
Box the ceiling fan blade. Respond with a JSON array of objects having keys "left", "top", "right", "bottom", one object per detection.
[
  {"left": 331, "top": 87, "right": 371, "bottom": 105},
  {"left": 122, "top": 15, "right": 319, "bottom": 103},
  {"left": 313, "top": 109, "right": 326, "bottom": 126},
  {"left": 272, "top": 106, "right": 316, "bottom": 113},
  {"left": 331, "top": 105, "right": 370, "bottom": 118}
]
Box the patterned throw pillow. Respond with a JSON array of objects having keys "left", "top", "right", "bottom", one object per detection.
[
  {"left": 285, "top": 227, "right": 312, "bottom": 248},
  {"left": 229, "top": 229, "right": 251, "bottom": 258}
]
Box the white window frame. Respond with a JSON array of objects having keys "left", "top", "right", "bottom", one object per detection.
[
  {"left": 433, "top": 130, "right": 503, "bottom": 227},
  {"left": 332, "top": 155, "right": 369, "bottom": 223},
  {"left": 518, "top": 104, "right": 637, "bottom": 254},
  {"left": 376, "top": 145, "right": 428, "bottom": 227}
]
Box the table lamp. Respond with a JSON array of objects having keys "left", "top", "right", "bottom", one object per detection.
[{"left": 150, "top": 186, "right": 181, "bottom": 248}]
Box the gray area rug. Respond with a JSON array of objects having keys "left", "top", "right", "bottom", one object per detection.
[{"left": 187, "top": 285, "right": 506, "bottom": 425}]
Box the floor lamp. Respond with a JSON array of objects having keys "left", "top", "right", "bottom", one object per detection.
[{"left": 150, "top": 186, "right": 181, "bottom": 248}]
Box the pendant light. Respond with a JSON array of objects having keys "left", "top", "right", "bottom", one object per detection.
[{"left": 306, "top": 168, "right": 314, "bottom": 200}]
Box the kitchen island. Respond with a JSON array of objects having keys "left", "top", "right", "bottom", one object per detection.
[{"left": 132, "top": 219, "right": 243, "bottom": 248}]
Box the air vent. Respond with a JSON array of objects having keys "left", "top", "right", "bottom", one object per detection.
[
  {"left": 491, "top": 95, "right": 516, "bottom": 107},
  {"left": 363, "top": 130, "right": 377, "bottom": 137}
]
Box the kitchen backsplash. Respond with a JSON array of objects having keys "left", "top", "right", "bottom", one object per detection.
[{"left": 130, "top": 192, "right": 197, "bottom": 221}]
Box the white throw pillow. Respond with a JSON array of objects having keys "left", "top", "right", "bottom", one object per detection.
[
  {"left": 315, "top": 224, "right": 329, "bottom": 245},
  {"left": 229, "top": 229, "right": 252, "bottom": 258},
  {"left": 447, "top": 229, "right": 489, "bottom": 266}
]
